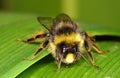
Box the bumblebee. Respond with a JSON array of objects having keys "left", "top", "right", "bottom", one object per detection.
[{"left": 17, "top": 14, "right": 103, "bottom": 69}]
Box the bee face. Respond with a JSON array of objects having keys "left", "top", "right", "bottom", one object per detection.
[{"left": 56, "top": 42, "right": 79, "bottom": 64}]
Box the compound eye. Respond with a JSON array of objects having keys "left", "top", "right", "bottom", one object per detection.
[
  {"left": 63, "top": 47, "right": 66, "bottom": 53},
  {"left": 63, "top": 47, "right": 69, "bottom": 53}
]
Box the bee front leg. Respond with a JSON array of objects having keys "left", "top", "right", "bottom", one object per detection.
[
  {"left": 56, "top": 58, "right": 62, "bottom": 71},
  {"left": 55, "top": 49, "right": 63, "bottom": 70},
  {"left": 23, "top": 40, "right": 49, "bottom": 60}
]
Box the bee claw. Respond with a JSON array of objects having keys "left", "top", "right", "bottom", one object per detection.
[
  {"left": 65, "top": 65, "right": 69, "bottom": 68},
  {"left": 16, "top": 38, "right": 27, "bottom": 43},
  {"left": 93, "top": 65, "right": 101, "bottom": 70},
  {"left": 16, "top": 38, "right": 22, "bottom": 41},
  {"left": 23, "top": 58, "right": 33, "bottom": 60},
  {"left": 99, "top": 50, "right": 110, "bottom": 55}
]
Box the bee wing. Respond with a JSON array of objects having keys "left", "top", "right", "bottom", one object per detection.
[
  {"left": 54, "top": 13, "right": 72, "bottom": 22},
  {"left": 37, "top": 17, "right": 53, "bottom": 31}
]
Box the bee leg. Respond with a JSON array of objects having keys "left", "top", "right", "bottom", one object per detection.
[
  {"left": 23, "top": 40, "right": 49, "bottom": 60},
  {"left": 84, "top": 32, "right": 104, "bottom": 54},
  {"left": 78, "top": 52, "right": 90, "bottom": 65},
  {"left": 17, "top": 33, "right": 48, "bottom": 43},
  {"left": 56, "top": 58, "right": 62, "bottom": 70},
  {"left": 84, "top": 40, "right": 100, "bottom": 69},
  {"left": 55, "top": 49, "right": 63, "bottom": 70},
  {"left": 91, "top": 43, "right": 103, "bottom": 54}
]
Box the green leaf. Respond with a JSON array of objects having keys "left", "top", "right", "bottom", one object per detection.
[
  {"left": 0, "top": 12, "right": 49, "bottom": 78},
  {"left": 0, "top": 12, "right": 120, "bottom": 78},
  {"left": 16, "top": 42, "right": 120, "bottom": 78}
]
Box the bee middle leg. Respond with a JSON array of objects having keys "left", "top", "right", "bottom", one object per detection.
[
  {"left": 24, "top": 40, "right": 49, "bottom": 60},
  {"left": 56, "top": 58, "right": 62, "bottom": 70}
]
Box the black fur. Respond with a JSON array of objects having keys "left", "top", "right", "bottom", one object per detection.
[{"left": 56, "top": 26, "right": 76, "bottom": 35}]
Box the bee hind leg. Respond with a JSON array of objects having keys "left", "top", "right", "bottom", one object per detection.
[
  {"left": 17, "top": 32, "right": 48, "bottom": 43},
  {"left": 84, "top": 39, "right": 100, "bottom": 69},
  {"left": 84, "top": 32, "right": 108, "bottom": 54}
]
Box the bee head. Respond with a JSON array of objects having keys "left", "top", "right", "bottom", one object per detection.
[{"left": 57, "top": 42, "right": 79, "bottom": 64}]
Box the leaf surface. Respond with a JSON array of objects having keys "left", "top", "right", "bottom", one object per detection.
[{"left": 0, "top": 12, "right": 119, "bottom": 78}]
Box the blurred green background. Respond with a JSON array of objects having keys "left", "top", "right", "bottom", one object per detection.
[{"left": 0, "top": 0, "right": 120, "bottom": 28}]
